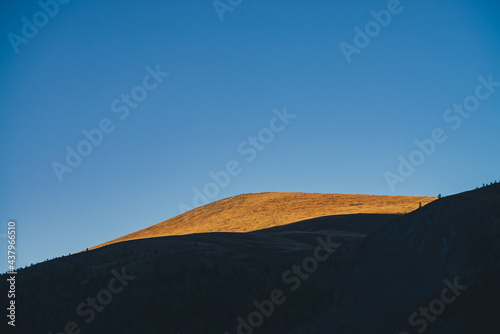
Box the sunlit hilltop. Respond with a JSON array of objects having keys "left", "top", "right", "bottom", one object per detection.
[{"left": 93, "top": 192, "right": 436, "bottom": 249}]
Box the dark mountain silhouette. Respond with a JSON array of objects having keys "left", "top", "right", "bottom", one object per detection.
[
  {"left": 289, "top": 183, "right": 500, "bottom": 334},
  {"left": 2, "top": 185, "right": 499, "bottom": 333}
]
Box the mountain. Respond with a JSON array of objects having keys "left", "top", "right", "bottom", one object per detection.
[
  {"left": 3, "top": 186, "right": 498, "bottom": 334},
  {"left": 93, "top": 192, "right": 435, "bottom": 249}
]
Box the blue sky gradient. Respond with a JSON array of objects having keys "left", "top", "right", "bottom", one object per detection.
[{"left": 1, "top": 0, "right": 499, "bottom": 271}]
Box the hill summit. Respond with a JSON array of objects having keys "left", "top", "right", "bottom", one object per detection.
[{"left": 93, "top": 192, "right": 435, "bottom": 249}]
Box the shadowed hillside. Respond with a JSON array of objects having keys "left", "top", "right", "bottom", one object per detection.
[
  {"left": 2, "top": 213, "right": 400, "bottom": 334},
  {"left": 287, "top": 183, "right": 500, "bottom": 334},
  {"left": 93, "top": 192, "right": 436, "bottom": 249}
]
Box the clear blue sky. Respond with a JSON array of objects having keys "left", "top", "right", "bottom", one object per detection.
[{"left": 1, "top": 0, "right": 499, "bottom": 272}]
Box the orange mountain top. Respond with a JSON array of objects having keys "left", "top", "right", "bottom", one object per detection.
[{"left": 92, "top": 192, "right": 436, "bottom": 250}]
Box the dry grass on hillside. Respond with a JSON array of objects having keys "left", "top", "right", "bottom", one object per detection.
[{"left": 93, "top": 192, "right": 436, "bottom": 249}]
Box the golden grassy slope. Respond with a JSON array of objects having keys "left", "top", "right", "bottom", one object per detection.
[{"left": 93, "top": 192, "right": 436, "bottom": 249}]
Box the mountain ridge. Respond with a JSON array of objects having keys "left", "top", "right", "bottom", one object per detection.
[{"left": 92, "top": 192, "right": 436, "bottom": 250}]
